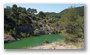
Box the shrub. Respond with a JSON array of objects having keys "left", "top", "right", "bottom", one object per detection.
[
  {"left": 44, "top": 38, "right": 50, "bottom": 43},
  {"left": 20, "top": 33, "right": 27, "bottom": 38},
  {"left": 34, "top": 29, "right": 39, "bottom": 36},
  {"left": 60, "top": 32, "right": 76, "bottom": 42}
]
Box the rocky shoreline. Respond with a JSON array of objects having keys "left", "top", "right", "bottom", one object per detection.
[{"left": 25, "top": 42, "right": 84, "bottom": 49}]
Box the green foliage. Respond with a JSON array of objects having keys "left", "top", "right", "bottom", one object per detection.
[
  {"left": 60, "top": 7, "right": 84, "bottom": 42},
  {"left": 57, "top": 39, "right": 65, "bottom": 43},
  {"left": 9, "top": 28, "right": 16, "bottom": 35},
  {"left": 59, "top": 6, "right": 84, "bottom": 17},
  {"left": 27, "top": 8, "right": 37, "bottom": 14},
  {"left": 13, "top": 28, "right": 16, "bottom": 35},
  {"left": 12, "top": 4, "right": 18, "bottom": 12},
  {"left": 4, "top": 4, "right": 84, "bottom": 41},
  {"left": 27, "top": 8, "right": 32, "bottom": 13},
  {"left": 38, "top": 11, "right": 46, "bottom": 18},
  {"left": 9, "top": 29, "right": 13, "bottom": 34},
  {"left": 60, "top": 32, "right": 75, "bottom": 42},
  {"left": 34, "top": 29, "right": 39, "bottom": 36},
  {"left": 44, "top": 38, "right": 50, "bottom": 43},
  {"left": 20, "top": 32, "right": 31, "bottom": 38}
]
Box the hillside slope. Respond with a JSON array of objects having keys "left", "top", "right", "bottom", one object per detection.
[{"left": 4, "top": 4, "right": 84, "bottom": 43}]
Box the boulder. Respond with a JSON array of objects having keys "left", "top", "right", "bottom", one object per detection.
[{"left": 4, "top": 34, "right": 16, "bottom": 43}]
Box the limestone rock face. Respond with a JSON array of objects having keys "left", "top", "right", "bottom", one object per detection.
[{"left": 4, "top": 34, "right": 16, "bottom": 43}]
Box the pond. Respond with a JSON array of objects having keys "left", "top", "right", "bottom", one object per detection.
[{"left": 4, "top": 34, "right": 64, "bottom": 49}]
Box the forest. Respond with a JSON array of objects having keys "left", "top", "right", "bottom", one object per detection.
[{"left": 4, "top": 4, "right": 84, "bottom": 49}]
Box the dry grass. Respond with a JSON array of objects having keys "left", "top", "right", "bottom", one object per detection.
[
  {"left": 66, "top": 41, "right": 84, "bottom": 49},
  {"left": 73, "top": 41, "right": 84, "bottom": 49}
]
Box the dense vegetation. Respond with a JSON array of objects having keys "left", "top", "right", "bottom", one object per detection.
[
  {"left": 4, "top": 4, "right": 84, "bottom": 43},
  {"left": 60, "top": 7, "right": 84, "bottom": 42}
]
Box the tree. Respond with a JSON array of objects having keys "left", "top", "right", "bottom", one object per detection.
[
  {"left": 34, "top": 29, "right": 39, "bottom": 36},
  {"left": 27, "top": 8, "right": 32, "bottom": 13},
  {"left": 21, "top": 8, "right": 26, "bottom": 13},
  {"left": 60, "top": 7, "right": 84, "bottom": 42},
  {"left": 12, "top": 4, "right": 18, "bottom": 12},
  {"left": 31, "top": 9, "right": 37, "bottom": 14},
  {"left": 27, "top": 8, "right": 37, "bottom": 14},
  {"left": 38, "top": 11, "right": 46, "bottom": 18}
]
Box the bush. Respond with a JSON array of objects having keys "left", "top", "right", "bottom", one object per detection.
[
  {"left": 57, "top": 39, "right": 65, "bottom": 43},
  {"left": 34, "top": 29, "right": 39, "bottom": 36},
  {"left": 26, "top": 33, "right": 32, "bottom": 37},
  {"left": 9, "top": 29, "right": 13, "bottom": 34},
  {"left": 20, "top": 33, "right": 27, "bottom": 38},
  {"left": 44, "top": 38, "right": 50, "bottom": 43},
  {"left": 77, "top": 32, "right": 84, "bottom": 38},
  {"left": 60, "top": 32, "right": 76, "bottom": 42},
  {"left": 9, "top": 28, "right": 16, "bottom": 36}
]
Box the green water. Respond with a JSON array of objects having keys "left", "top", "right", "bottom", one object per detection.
[{"left": 4, "top": 34, "right": 64, "bottom": 49}]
